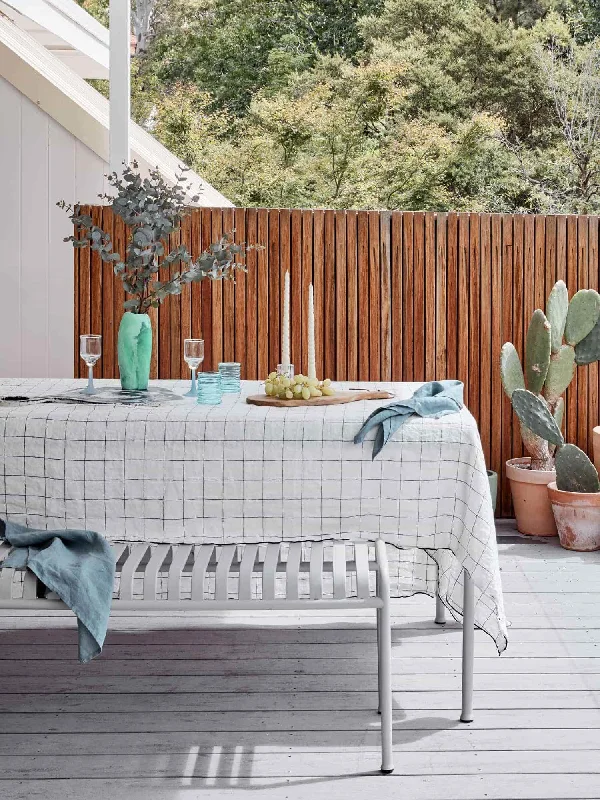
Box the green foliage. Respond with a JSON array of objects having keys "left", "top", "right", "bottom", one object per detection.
[
  {"left": 76, "top": 0, "right": 600, "bottom": 212},
  {"left": 58, "top": 162, "right": 248, "bottom": 313}
]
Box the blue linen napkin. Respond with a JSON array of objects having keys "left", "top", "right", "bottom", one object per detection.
[
  {"left": 354, "top": 380, "right": 464, "bottom": 459},
  {"left": 0, "top": 519, "right": 115, "bottom": 663}
]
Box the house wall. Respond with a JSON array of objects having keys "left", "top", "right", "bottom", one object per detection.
[{"left": 0, "top": 74, "right": 107, "bottom": 378}]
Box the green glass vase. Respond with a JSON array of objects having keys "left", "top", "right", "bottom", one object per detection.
[{"left": 117, "top": 312, "right": 152, "bottom": 391}]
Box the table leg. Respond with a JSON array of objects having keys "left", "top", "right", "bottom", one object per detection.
[
  {"left": 460, "top": 568, "right": 474, "bottom": 723},
  {"left": 435, "top": 564, "right": 446, "bottom": 624}
]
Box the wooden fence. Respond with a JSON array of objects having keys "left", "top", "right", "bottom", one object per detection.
[{"left": 74, "top": 207, "right": 600, "bottom": 517}]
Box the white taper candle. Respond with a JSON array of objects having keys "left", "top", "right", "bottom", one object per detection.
[
  {"left": 282, "top": 271, "right": 290, "bottom": 368},
  {"left": 308, "top": 283, "right": 316, "bottom": 380}
]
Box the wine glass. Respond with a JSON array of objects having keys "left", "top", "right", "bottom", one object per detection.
[
  {"left": 80, "top": 335, "right": 102, "bottom": 395},
  {"left": 184, "top": 339, "right": 204, "bottom": 397}
]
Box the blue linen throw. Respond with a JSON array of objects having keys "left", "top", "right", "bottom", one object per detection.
[
  {"left": 0, "top": 519, "right": 115, "bottom": 663},
  {"left": 354, "top": 380, "right": 464, "bottom": 459}
]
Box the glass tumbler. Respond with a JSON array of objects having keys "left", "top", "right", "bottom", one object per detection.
[
  {"left": 197, "top": 371, "right": 223, "bottom": 405},
  {"left": 218, "top": 362, "right": 241, "bottom": 393}
]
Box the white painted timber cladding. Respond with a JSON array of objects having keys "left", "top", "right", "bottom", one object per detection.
[{"left": 0, "top": 74, "right": 106, "bottom": 379}]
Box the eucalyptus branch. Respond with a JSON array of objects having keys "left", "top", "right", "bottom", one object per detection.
[{"left": 59, "top": 162, "right": 253, "bottom": 314}]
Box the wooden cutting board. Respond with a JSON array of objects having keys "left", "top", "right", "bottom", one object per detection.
[{"left": 246, "top": 389, "right": 394, "bottom": 407}]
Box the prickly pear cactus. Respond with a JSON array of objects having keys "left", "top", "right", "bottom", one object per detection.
[
  {"left": 575, "top": 318, "right": 600, "bottom": 365},
  {"left": 524, "top": 310, "right": 551, "bottom": 393},
  {"left": 546, "top": 280, "right": 569, "bottom": 353},
  {"left": 511, "top": 389, "right": 564, "bottom": 447},
  {"left": 502, "top": 282, "right": 600, "bottom": 472},
  {"left": 564, "top": 289, "right": 600, "bottom": 346},
  {"left": 555, "top": 444, "right": 600, "bottom": 493},
  {"left": 552, "top": 397, "right": 565, "bottom": 432},
  {"left": 500, "top": 343, "right": 525, "bottom": 398},
  {"left": 544, "top": 345, "right": 575, "bottom": 404}
]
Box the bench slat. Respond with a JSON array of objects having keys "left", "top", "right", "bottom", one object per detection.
[
  {"left": 332, "top": 543, "right": 347, "bottom": 600},
  {"left": 191, "top": 545, "right": 215, "bottom": 602},
  {"left": 262, "top": 544, "right": 281, "bottom": 602},
  {"left": 143, "top": 544, "right": 171, "bottom": 601},
  {"left": 167, "top": 545, "right": 193, "bottom": 601},
  {"left": 309, "top": 541, "right": 323, "bottom": 600},
  {"left": 119, "top": 543, "right": 151, "bottom": 601},
  {"left": 238, "top": 544, "right": 258, "bottom": 601},
  {"left": 286, "top": 542, "right": 302, "bottom": 601},
  {"left": 215, "top": 545, "right": 237, "bottom": 601},
  {"left": 354, "top": 543, "right": 371, "bottom": 599}
]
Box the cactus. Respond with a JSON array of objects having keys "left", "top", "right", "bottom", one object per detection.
[
  {"left": 544, "top": 345, "right": 575, "bottom": 404},
  {"left": 511, "top": 391, "right": 600, "bottom": 493},
  {"left": 511, "top": 390, "right": 564, "bottom": 447},
  {"left": 575, "top": 318, "right": 600, "bottom": 365},
  {"left": 524, "top": 310, "right": 551, "bottom": 393},
  {"left": 555, "top": 444, "right": 600, "bottom": 493},
  {"left": 501, "top": 282, "right": 600, "bottom": 471},
  {"left": 564, "top": 289, "right": 600, "bottom": 346},
  {"left": 546, "top": 280, "right": 569, "bottom": 353},
  {"left": 500, "top": 343, "right": 525, "bottom": 397}
]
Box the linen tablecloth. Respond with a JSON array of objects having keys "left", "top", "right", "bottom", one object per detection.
[{"left": 0, "top": 378, "right": 507, "bottom": 651}]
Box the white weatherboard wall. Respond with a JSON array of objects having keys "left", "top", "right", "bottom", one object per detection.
[{"left": 0, "top": 74, "right": 107, "bottom": 378}]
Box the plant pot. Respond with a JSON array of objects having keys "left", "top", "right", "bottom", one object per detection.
[
  {"left": 594, "top": 426, "right": 600, "bottom": 475},
  {"left": 547, "top": 481, "right": 600, "bottom": 551},
  {"left": 506, "top": 457, "right": 558, "bottom": 537},
  {"left": 117, "top": 312, "right": 152, "bottom": 391},
  {"left": 487, "top": 470, "right": 498, "bottom": 514}
]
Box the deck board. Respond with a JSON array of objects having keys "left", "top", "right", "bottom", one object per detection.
[{"left": 1, "top": 535, "right": 600, "bottom": 799}]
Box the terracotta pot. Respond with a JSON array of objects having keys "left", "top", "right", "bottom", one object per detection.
[
  {"left": 506, "top": 457, "right": 557, "bottom": 537},
  {"left": 593, "top": 426, "right": 600, "bottom": 475},
  {"left": 547, "top": 481, "right": 600, "bottom": 551}
]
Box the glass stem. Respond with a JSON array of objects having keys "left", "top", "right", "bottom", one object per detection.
[
  {"left": 191, "top": 367, "right": 197, "bottom": 393},
  {"left": 87, "top": 365, "right": 94, "bottom": 394}
]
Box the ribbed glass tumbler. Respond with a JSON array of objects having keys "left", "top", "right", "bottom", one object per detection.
[
  {"left": 218, "top": 362, "right": 241, "bottom": 393},
  {"left": 197, "top": 371, "right": 223, "bottom": 405}
]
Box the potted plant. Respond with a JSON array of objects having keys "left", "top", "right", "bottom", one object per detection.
[
  {"left": 500, "top": 281, "right": 600, "bottom": 536},
  {"left": 511, "top": 389, "right": 600, "bottom": 551},
  {"left": 59, "top": 163, "right": 248, "bottom": 391}
]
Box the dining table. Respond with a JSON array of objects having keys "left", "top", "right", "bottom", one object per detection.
[{"left": 0, "top": 378, "right": 507, "bottom": 652}]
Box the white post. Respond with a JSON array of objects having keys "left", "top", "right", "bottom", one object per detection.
[{"left": 109, "top": 0, "right": 131, "bottom": 175}]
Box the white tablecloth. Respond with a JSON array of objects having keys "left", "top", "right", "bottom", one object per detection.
[{"left": 0, "top": 379, "right": 507, "bottom": 651}]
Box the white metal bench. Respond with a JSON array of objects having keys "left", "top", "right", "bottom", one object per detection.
[{"left": 0, "top": 538, "right": 396, "bottom": 773}]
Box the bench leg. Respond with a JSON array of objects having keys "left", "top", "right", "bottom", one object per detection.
[
  {"left": 375, "top": 540, "right": 393, "bottom": 774},
  {"left": 460, "top": 568, "right": 474, "bottom": 723}
]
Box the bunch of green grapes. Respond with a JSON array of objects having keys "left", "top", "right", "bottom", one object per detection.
[{"left": 264, "top": 373, "right": 335, "bottom": 400}]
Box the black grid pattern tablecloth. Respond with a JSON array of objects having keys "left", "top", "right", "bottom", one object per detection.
[{"left": 0, "top": 378, "right": 507, "bottom": 651}]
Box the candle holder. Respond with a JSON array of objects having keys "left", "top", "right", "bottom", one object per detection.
[{"left": 277, "top": 363, "right": 294, "bottom": 381}]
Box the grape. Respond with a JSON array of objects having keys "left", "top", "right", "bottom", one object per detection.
[{"left": 263, "top": 372, "right": 335, "bottom": 401}]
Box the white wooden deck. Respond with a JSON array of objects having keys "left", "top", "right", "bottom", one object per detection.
[{"left": 1, "top": 532, "right": 600, "bottom": 799}]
